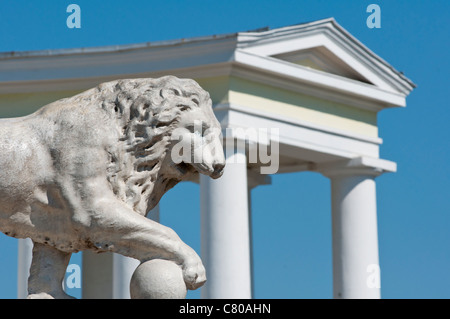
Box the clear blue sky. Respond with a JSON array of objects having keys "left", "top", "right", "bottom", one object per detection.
[{"left": 0, "top": 0, "right": 449, "bottom": 299}]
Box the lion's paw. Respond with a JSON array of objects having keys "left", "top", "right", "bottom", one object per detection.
[
  {"left": 178, "top": 247, "right": 207, "bottom": 290},
  {"left": 183, "top": 262, "right": 206, "bottom": 290}
]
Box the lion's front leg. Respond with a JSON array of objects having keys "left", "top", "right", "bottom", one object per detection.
[{"left": 84, "top": 199, "right": 206, "bottom": 290}]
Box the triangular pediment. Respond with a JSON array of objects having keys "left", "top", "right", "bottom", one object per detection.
[
  {"left": 237, "top": 18, "right": 415, "bottom": 96},
  {"left": 272, "top": 45, "right": 372, "bottom": 84}
]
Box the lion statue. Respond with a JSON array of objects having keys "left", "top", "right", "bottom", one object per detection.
[{"left": 0, "top": 76, "right": 225, "bottom": 298}]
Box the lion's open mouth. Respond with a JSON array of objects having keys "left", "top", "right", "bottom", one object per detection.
[
  {"left": 175, "top": 162, "right": 191, "bottom": 175},
  {"left": 190, "top": 162, "right": 224, "bottom": 179},
  {"left": 175, "top": 161, "right": 221, "bottom": 180},
  {"left": 191, "top": 162, "right": 215, "bottom": 176}
]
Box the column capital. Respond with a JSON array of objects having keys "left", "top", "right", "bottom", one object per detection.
[{"left": 315, "top": 156, "right": 397, "bottom": 178}]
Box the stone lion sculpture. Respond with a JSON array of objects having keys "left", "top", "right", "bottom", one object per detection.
[{"left": 0, "top": 76, "right": 225, "bottom": 298}]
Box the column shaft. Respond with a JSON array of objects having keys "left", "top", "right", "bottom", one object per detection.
[
  {"left": 17, "top": 238, "right": 33, "bottom": 299},
  {"left": 200, "top": 147, "right": 251, "bottom": 299},
  {"left": 331, "top": 174, "right": 381, "bottom": 299}
]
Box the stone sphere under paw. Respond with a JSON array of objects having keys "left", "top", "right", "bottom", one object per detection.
[{"left": 130, "top": 259, "right": 187, "bottom": 299}]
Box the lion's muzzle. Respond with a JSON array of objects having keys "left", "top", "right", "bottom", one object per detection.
[{"left": 211, "top": 162, "right": 225, "bottom": 179}]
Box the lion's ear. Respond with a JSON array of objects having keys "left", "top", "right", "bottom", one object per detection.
[{"left": 159, "top": 88, "right": 180, "bottom": 99}]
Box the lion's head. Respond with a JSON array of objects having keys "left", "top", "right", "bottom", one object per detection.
[{"left": 91, "top": 76, "right": 225, "bottom": 216}]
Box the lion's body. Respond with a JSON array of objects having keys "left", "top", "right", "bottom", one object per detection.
[
  {"left": 0, "top": 76, "right": 225, "bottom": 298},
  {"left": 0, "top": 97, "right": 117, "bottom": 251}
]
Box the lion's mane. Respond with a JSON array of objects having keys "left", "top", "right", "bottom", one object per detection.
[{"left": 73, "top": 76, "right": 209, "bottom": 216}]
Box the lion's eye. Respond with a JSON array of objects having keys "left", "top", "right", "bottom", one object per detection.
[
  {"left": 186, "top": 124, "right": 194, "bottom": 133},
  {"left": 178, "top": 104, "right": 190, "bottom": 112}
]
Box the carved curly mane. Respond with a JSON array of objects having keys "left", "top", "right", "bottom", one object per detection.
[{"left": 81, "top": 76, "right": 209, "bottom": 215}]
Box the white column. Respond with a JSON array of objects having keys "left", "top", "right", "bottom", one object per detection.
[
  {"left": 82, "top": 204, "right": 160, "bottom": 299},
  {"left": 82, "top": 251, "right": 113, "bottom": 299},
  {"left": 200, "top": 146, "right": 252, "bottom": 299},
  {"left": 17, "top": 238, "right": 33, "bottom": 299},
  {"left": 247, "top": 169, "right": 272, "bottom": 298},
  {"left": 112, "top": 256, "right": 140, "bottom": 299},
  {"left": 326, "top": 167, "right": 381, "bottom": 299}
]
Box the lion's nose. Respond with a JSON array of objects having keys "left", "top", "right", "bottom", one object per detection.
[{"left": 212, "top": 162, "right": 225, "bottom": 177}]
